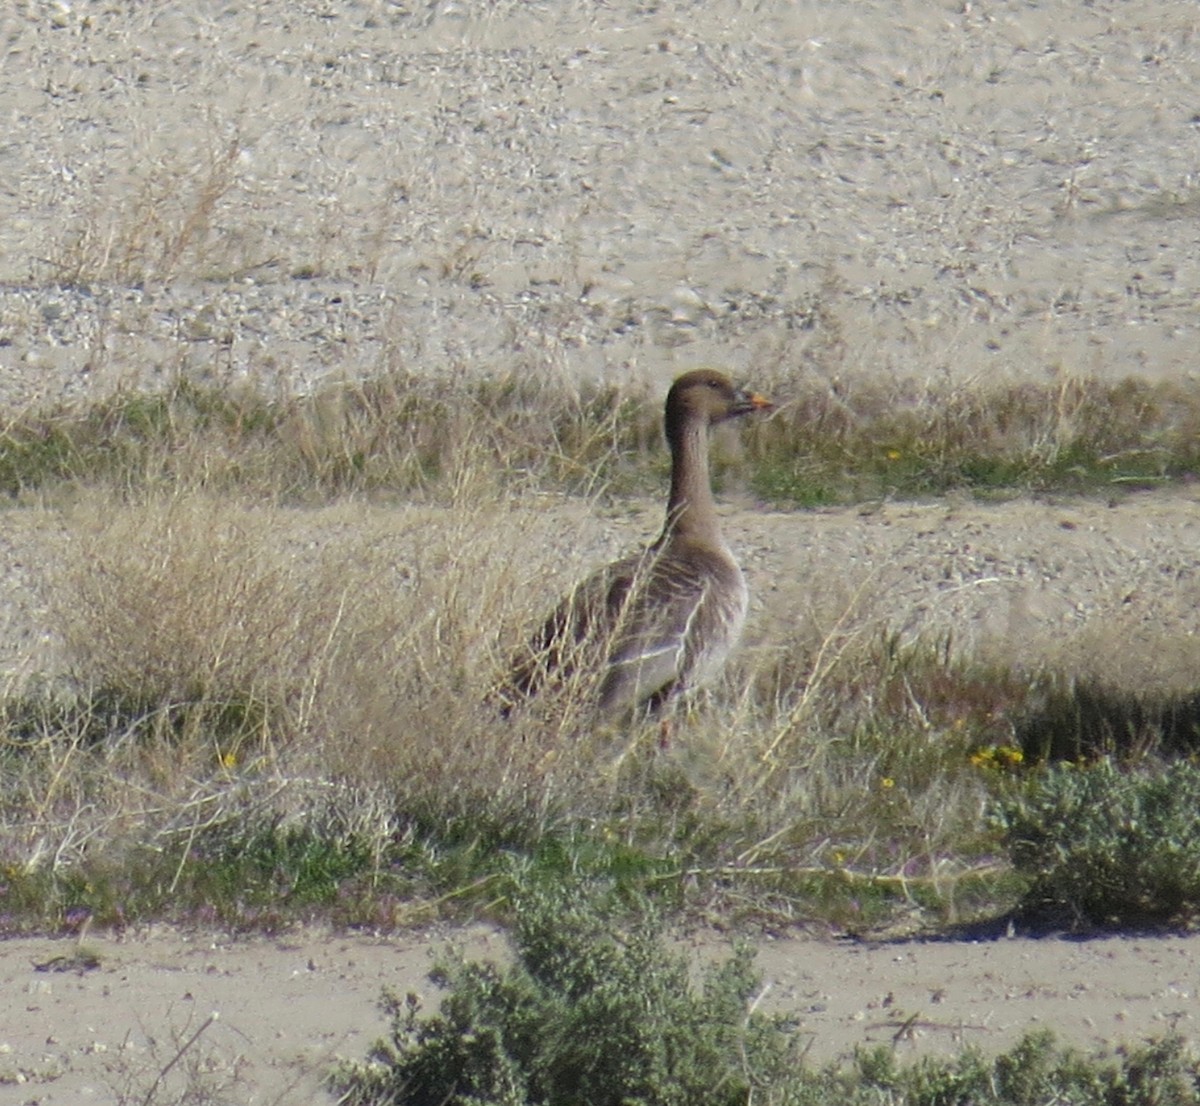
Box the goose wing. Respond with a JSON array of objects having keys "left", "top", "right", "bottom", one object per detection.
[
  {"left": 500, "top": 551, "right": 644, "bottom": 709},
  {"left": 597, "top": 545, "right": 746, "bottom": 715},
  {"left": 501, "top": 542, "right": 747, "bottom": 718}
]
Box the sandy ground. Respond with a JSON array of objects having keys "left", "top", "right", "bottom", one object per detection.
[
  {"left": 2, "top": 923, "right": 1200, "bottom": 1104},
  {"left": 4, "top": 0, "right": 1200, "bottom": 1102},
  {"left": 1, "top": 0, "right": 1199, "bottom": 411}
]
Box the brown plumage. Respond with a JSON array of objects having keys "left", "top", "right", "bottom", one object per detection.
[{"left": 500, "top": 369, "right": 773, "bottom": 720}]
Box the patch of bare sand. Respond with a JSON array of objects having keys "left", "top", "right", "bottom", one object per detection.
[
  {"left": 734, "top": 488, "right": 1200, "bottom": 689},
  {"left": 2, "top": 0, "right": 1199, "bottom": 412},
  {"left": 0, "top": 924, "right": 505, "bottom": 1105},
  {"left": 1, "top": 924, "right": 1198, "bottom": 1104}
]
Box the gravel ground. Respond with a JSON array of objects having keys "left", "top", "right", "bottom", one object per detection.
[{"left": 2, "top": 0, "right": 1199, "bottom": 413}]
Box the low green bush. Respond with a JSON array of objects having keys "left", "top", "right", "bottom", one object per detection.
[
  {"left": 330, "top": 888, "right": 794, "bottom": 1106},
  {"left": 848, "top": 1030, "right": 1200, "bottom": 1106},
  {"left": 331, "top": 885, "right": 1200, "bottom": 1105},
  {"left": 994, "top": 758, "right": 1200, "bottom": 928}
]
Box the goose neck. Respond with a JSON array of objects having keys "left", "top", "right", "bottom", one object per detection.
[{"left": 665, "top": 416, "right": 718, "bottom": 540}]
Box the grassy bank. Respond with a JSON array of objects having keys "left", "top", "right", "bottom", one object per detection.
[
  {"left": 7, "top": 371, "right": 1200, "bottom": 1099},
  {"left": 3, "top": 372, "right": 1200, "bottom": 939},
  {"left": 3, "top": 370, "right": 1200, "bottom": 505}
]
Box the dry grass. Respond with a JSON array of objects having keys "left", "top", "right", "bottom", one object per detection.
[
  {"left": 3, "top": 9, "right": 1197, "bottom": 1099},
  {"left": 0, "top": 370, "right": 658, "bottom": 504},
  {"left": 750, "top": 372, "right": 1200, "bottom": 504},
  {"left": 0, "top": 486, "right": 1013, "bottom": 931},
  {"left": 6, "top": 369, "right": 1200, "bottom": 508},
  {"left": 0, "top": 489, "right": 639, "bottom": 914},
  {"left": 46, "top": 131, "right": 250, "bottom": 287},
  {"left": 2, "top": 367, "right": 1200, "bottom": 931}
]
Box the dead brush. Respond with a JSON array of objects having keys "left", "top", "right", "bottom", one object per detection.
[
  {"left": 107, "top": 1007, "right": 243, "bottom": 1106},
  {"left": 648, "top": 595, "right": 1029, "bottom": 900},
  {"left": 41, "top": 486, "right": 634, "bottom": 848},
  {"left": 52, "top": 494, "right": 340, "bottom": 713},
  {"left": 46, "top": 131, "right": 247, "bottom": 286}
]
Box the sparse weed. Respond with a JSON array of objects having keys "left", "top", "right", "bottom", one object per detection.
[
  {"left": 108, "top": 1007, "right": 245, "bottom": 1106},
  {"left": 47, "top": 133, "right": 248, "bottom": 287}
]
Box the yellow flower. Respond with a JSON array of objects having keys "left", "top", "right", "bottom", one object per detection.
[
  {"left": 880, "top": 776, "right": 895, "bottom": 790},
  {"left": 970, "top": 745, "right": 1024, "bottom": 770}
]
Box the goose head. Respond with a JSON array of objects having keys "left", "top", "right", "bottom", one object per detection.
[{"left": 664, "top": 369, "right": 774, "bottom": 441}]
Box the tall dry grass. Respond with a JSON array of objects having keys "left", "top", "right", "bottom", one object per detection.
[
  {"left": 0, "top": 476, "right": 1009, "bottom": 926},
  {"left": 4, "top": 366, "right": 1200, "bottom": 927}
]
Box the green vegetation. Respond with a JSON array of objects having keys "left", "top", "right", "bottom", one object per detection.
[
  {"left": 5, "top": 371, "right": 1200, "bottom": 1099},
  {"left": 332, "top": 890, "right": 1200, "bottom": 1106},
  {"left": 6, "top": 617, "right": 1200, "bottom": 938},
  {"left": 332, "top": 887, "right": 785, "bottom": 1106},
  {"left": 0, "top": 687, "right": 994, "bottom": 934},
  {"left": 2, "top": 367, "right": 1200, "bottom": 944},
  {"left": 748, "top": 376, "right": 1200, "bottom": 505},
  {"left": 995, "top": 759, "right": 1200, "bottom": 929},
  {"left": 4, "top": 372, "right": 1200, "bottom": 506}
]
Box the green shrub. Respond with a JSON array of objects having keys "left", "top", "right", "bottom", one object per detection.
[
  {"left": 330, "top": 888, "right": 794, "bottom": 1106},
  {"left": 331, "top": 889, "right": 1200, "bottom": 1106},
  {"left": 993, "top": 759, "right": 1200, "bottom": 928},
  {"left": 849, "top": 1030, "right": 1200, "bottom": 1106}
]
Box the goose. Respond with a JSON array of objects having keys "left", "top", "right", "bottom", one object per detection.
[{"left": 501, "top": 369, "right": 773, "bottom": 720}]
